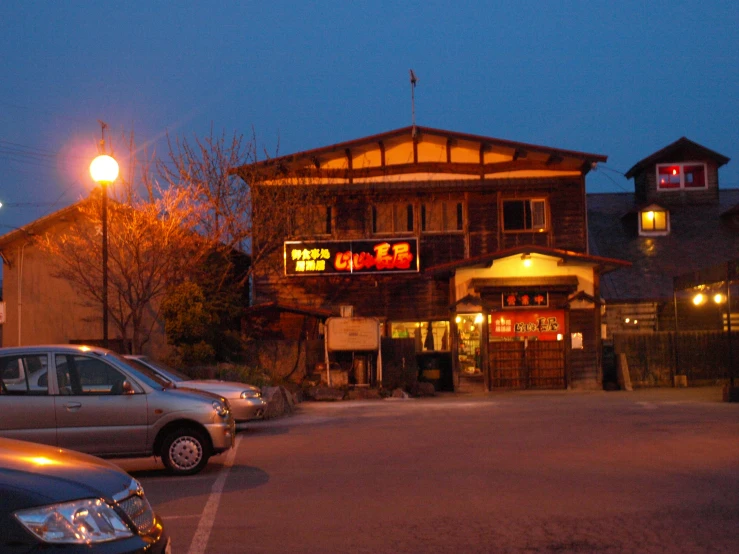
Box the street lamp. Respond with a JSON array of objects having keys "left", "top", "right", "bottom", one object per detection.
[{"left": 90, "top": 152, "right": 119, "bottom": 349}]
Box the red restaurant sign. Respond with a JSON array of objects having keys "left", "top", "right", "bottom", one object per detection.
[
  {"left": 284, "top": 239, "right": 419, "bottom": 275},
  {"left": 490, "top": 310, "right": 564, "bottom": 340}
]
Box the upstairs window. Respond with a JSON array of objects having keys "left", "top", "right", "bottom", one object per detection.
[
  {"left": 421, "top": 201, "right": 463, "bottom": 232},
  {"left": 292, "top": 205, "right": 332, "bottom": 236},
  {"left": 657, "top": 163, "right": 707, "bottom": 190},
  {"left": 639, "top": 206, "right": 669, "bottom": 236},
  {"left": 502, "top": 199, "right": 547, "bottom": 232},
  {"left": 372, "top": 203, "right": 414, "bottom": 234}
]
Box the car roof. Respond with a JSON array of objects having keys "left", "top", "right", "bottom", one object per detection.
[{"left": 0, "top": 345, "right": 111, "bottom": 356}]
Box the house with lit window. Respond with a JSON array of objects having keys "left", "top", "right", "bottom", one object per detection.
[
  {"left": 236, "top": 126, "right": 629, "bottom": 392},
  {"left": 588, "top": 137, "right": 736, "bottom": 335}
]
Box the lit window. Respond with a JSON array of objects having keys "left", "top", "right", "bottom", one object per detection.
[
  {"left": 292, "top": 205, "right": 332, "bottom": 236},
  {"left": 503, "top": 199, "right": 547, "bottom": 231},
  {"left": 639, "top": 207, "right": 669, "bottom": 235},
  {"left": 656, "top": 163, "right": 707, "bottom": 190},
  {"left": 421, "top": 201, "right": 463, "bottom": 232},
  {"left": 372, "top": 203, "right": 414, "bottom": 234}
]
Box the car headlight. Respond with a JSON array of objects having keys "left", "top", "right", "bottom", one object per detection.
[
  {"left": 212, "top": 400, "right": 230, "bottom": 417},
  {"left": 14, "top": 498, "right": 133, "bottom": 544},
  {"left": 240, "top": 390, "right": 261, "bottom": 399}
]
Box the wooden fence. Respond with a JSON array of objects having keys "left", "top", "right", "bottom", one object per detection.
[{"left": 612, "top": 331, "right": 739, "bottom": 387}]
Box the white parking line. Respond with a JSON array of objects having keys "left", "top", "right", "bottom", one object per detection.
[{"left": 186, "top": 434, "right": 241, "bottom": 554}]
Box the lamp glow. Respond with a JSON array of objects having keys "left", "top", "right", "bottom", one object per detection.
[
  {"left": 714, "top": 293, "right": 726, "bottom": 304},
  {"left": 90, "top": 155, "right": 119, "bottom": 184},
  {"left": 692, "top": 293, "right": 705, "bottom": 306}
]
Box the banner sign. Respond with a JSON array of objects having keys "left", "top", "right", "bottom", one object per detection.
[
  {"left": 490, "top": 310, "right": 564, "bottom": 340},
  {"left": 501, "top": 291, "right": 549, "bottom": 309},
  {"left": 284, "top": 239, "right": 419, "bottom": 276}
]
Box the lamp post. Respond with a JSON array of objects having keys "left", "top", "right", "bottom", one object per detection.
[{"left": 90, "top": 152, "right": 119, "bottom": 349}]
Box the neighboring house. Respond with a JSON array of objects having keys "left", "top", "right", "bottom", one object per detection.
[
  {"left": 588, "top": 137, "right": 736, "bottom": 335},
  {"left": 235, "top": 126, "right": 629, "bottom": 391},
  {"left": 0, "top": 195, "right": 168, "bottom": 357}
]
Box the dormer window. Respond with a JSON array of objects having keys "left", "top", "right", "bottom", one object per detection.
[
  {"left": 639, "top": 205, "right": 669, "bottom": 236},
  {"left": 656, "top": 163, "right": 707, "bottom": 190}
]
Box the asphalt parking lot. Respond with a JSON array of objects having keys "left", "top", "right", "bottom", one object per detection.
[{"left": 115, "top": 386, "right": 739, "bottom": 553}]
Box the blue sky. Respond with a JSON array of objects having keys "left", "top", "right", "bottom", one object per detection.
[{"left": 1, "top": 0, "right": 738, "bottom": 232}]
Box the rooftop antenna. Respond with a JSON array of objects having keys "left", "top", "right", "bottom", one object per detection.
[
  {"left": 409, "top": 69, "right": 418, "bottom": 138},
  {"left": 97, "top": 120, "right": 108, "bottom": 155}
]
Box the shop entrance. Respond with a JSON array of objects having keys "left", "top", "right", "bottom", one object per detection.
[{"left": 489, "top": 339, "right": 565, "bottom": 389}]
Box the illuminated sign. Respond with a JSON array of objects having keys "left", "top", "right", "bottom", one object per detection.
[
  {"left": 501, "top": 291, "right": 549, "bottom": 308},
  {"left": 284, "top": 239, "right": 419, "bottom": 275},
  {"left": 490, "top": 310, "right": 563, "bottom": 340}
]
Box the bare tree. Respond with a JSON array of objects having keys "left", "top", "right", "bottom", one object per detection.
[{"left": 38, "top": 135, "right": 205, "bottom": 353}]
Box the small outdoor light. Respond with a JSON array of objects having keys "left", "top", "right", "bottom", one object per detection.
[
  {"left": 521, "top": 253, "right": 532, "bottom": 267},
  {"left": 90, "top": 127, "right": 119, "bottom": 350},
  {"left": 713, "top": 293, "right": 726, "bottom": 304},
  {"left": 692, "top": 293, "right": 706, "bottom": 306}
]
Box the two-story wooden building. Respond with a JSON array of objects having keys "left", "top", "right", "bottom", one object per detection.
[{"left": 236, "top": 126, "right": 629, "bottom": 391}]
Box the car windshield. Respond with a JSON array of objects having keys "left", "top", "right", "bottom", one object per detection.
[
  {"left": 108, "top": 353, "right": 173, "bottom": 389},
  {"left": 138, "top": 357, "right": 192, "bottom": 383}
]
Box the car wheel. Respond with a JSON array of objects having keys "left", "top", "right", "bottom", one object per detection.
[{"left": 161, "top": 428, "right": 211, "bottom": 475}]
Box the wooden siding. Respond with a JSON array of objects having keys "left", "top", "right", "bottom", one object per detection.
[
  {"left": 254, "top": 251, "right": 449, "bottom": 322},
  {"left": 419, "top": 234, "right": 466, "bottom": 268}
]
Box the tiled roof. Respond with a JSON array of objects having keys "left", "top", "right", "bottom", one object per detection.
[{"left": 587, "top": 190, "right": 739, "bottom": 302}]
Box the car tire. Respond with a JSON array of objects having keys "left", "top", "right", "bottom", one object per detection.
[{"left": 161, "top": 427, "right": 211, "bottom": 475}]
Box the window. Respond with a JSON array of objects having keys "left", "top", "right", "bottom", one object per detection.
[
  {"left": 639, "top": 207, "right": 669, "bottom": 235},
  {"left": 372, "top": 203, "right": 414, "bottom": 234},
  {"left": 389, "top": 321, "right": 450, "bottom": 351},
  {"left": 56, "top": 355, "right": 129, "bottom": 395},
  {"left": 421, "top": 201, "right": 463, "bottom": 232},
  {"left": 0, "top": 355, "right": 48, "bottom": 395},
  {"left": 292, "top": 205, "right": 332, "bottom": 236},
  {"left": 656, "top": 163, "right": 707, "bottom": 190},
  {"left": 502, "top": 199, "right": 547, "bottom": 231}
]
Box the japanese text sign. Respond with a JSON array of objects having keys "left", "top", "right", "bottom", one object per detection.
[
  {"left": 490, "top": 310, "right": 563, "bottom": 340},
  {"left": 501, "top": 291, "right": 549, "bottom": 309},
  {"left": 284, "top": 239, "right": 419, "bottom": 275}
]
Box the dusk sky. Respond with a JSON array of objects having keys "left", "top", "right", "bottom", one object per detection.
[{"left": 1, "top": 1, "right": 737, "bottom": 233}]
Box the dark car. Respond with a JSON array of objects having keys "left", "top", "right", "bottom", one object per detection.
[{"left": 0, "top": 437, "right": 170, "bottom": 553}]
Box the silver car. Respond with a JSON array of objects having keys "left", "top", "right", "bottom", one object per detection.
[
  {"left": 126, "top": 355, "right": 266, "bottom": 423},
  {"left": 126, "top": 356, "right": 267, "bottom": 423},
  {"left": 0, "top": 345, "right": 235, "bottom": 476}
]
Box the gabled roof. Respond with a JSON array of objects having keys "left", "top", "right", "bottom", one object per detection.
[
  {"left": 587, "top": 189, "right": 739, "bottom": 302},
  {"left": 425, "top": 245, "right": 630, "bottom": 277},
  {"left": 624, "top": 137, "right": 730, "bottom": 179},
  {"left": 0, "top": 198, "right": 89, "bottom": 249},
  {"left": 235, "top": 126, "right": 607, "bottom": 183}
]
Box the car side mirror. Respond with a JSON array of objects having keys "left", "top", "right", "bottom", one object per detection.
[{"left": 121, "top": 380, "right": 135, "bottom": 395}]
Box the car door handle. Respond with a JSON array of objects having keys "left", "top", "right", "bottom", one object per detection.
[{"left": 64, "top": 402, "right": 82, "bottom": 411}]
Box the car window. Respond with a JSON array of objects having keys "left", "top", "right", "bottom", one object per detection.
[
  {"left": 0, "top": 354, "right": 49, "bottom": 396},
  {"left": 55, "top": 355, "right": 129, "bottom": 395}
]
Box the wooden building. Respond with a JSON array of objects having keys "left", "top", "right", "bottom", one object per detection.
[
  {"left": 589, "top": 137, "right": 735, "bottom": 335},
  {"left": 236, "top": 126, "right": 629, "bottom": 391}
]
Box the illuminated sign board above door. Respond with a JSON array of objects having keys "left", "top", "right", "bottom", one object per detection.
[{"left": 284, "top": 238, "right": 419, "bottom": 276}]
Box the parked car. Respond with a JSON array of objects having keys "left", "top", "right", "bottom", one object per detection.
[
  {"left": 0, "top": 436, "right": 170, "bottom": 552},
  {"left": 125, "top": 355, "right": 266, "bottom": 423},
  {"left": 0, "top": 345, "right": 235, "bottom": 476}
]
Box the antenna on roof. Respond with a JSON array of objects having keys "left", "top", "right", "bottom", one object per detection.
[
  {"left": 97, "top": 120, "right": 108, "bottom": 155},
  {"left": 409, "top": 69, "right": 418, "bottom": 139}
]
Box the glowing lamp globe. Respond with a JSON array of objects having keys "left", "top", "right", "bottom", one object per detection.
[{"left": 90, "top": 155, "right": 119, "bottom": 184}]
